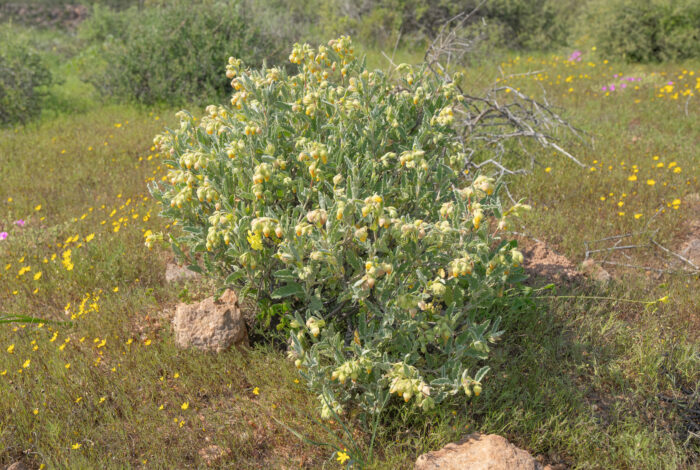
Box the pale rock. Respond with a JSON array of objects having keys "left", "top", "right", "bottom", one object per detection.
[
  {"left": 5, "top": 463, "right": 29, "bottom": 470},
  {"left": 580, "top": 259, "right": 612, "bottom": 283},
  {"left": 172, "top": 289, "right": 248, "bottom": 352},
  {"left": 198, "top": 445, "right": 230, "bottom": 466},
  {"left": 679, "top": 239, "right": 700, "bottom": 267},
  {"left": 415, "top": 433, "right": 547, "bottom": 470}
]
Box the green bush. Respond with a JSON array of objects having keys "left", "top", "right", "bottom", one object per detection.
[
  {"left": 0, "top": 27, "right": 54, "bottom": 126},
  {"left": 583, "top": 0, "right": 700, "bottom": 62},
  {"left": 296, "top": 0, "right": 582, "bottom": 49},
  {"left": 149, "top": 37, "right": 531, "bottom": 426},
  {"left": 79, "top": 1, "right": 284, "bottom": 105}
]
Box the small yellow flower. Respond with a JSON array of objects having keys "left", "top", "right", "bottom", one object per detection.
[
  {"left": 35, "top": 205, "right": 41, "bottom": 211},
  {"left": 627, "top": 175, "right": 637, "bottom": 181},
  {"left": 113, "top": 287, "right": 119, "bottom": 292},
  {"left": 634, "top": 213, "right": 643, "bottom": 219},
  {"left": 22, "top": 359, "right": 31, "bottom": 368},
  {"left": 247, "top": 230, "right": 263, "bottom": 251},
  {"left": 336, "top": 451, "right": 350, "bottom": 464},
  {"left": 6, "top": 344, "right": 14, "bottom": 354},
  {"left": 658, "top": 295, "right": 669, "bottom": 303},
  {"left": 646, "top": 179, "right": 655, "bottom": 186},
  {"left": 34, "top": 271, "right": 42, "bottom": 280},
  {"left": 545, "top": 167, "right": 551, "bottom": 173},
  {"left": 181, "top": 402, "right": 189, "bottom": 410},
  {"left": 252, "top": 387, "right": 260, "bottom": 395},
  {"left": 71, "top": 443, "right": 82, "bottom": 450}
]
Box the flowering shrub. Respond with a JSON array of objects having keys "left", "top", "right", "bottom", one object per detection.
[{"left": 149, "top": 37, "right": 531, "bottom": 421}]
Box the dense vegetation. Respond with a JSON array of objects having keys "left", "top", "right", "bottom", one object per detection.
[
  {"left": 2, "top": 0, "right": 699, "bottom": 124},
  {"left": 0, "top": 27, "right": 54, "bottom": 125},
  {"left": 78, "top": 1, "right": 286, "bottom": 105}
]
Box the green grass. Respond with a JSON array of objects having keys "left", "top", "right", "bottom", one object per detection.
[{"left": 1, "top": 42, "right": 698, "bottom": 469}]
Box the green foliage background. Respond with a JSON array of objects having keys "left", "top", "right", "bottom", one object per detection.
[
  {"left": 78, "top": 0, "right": 286, "bottom": 105},
  {"left": 0, "top": 26, "right": 54, "bottom": 126},
  {"left": 581, "top": 0, "right": 700, "bottom": 62},
  {"left": 2, "top": 0, "right": 699, "bottom": 124}
]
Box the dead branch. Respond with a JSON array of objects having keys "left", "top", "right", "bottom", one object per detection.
[{"left": 422, "top": 5, "right": 585, "bottom": 178}]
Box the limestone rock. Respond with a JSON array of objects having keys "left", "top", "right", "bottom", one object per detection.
[
  {"left": 5, "top": 462, "right": 29, "bottom": 470},
  {"left": 198, "top": 445, "right": 230, "bottom": 466},
  {"left": 415, "top": 434, "right": 545, "bottom": 470},
  {"left": 165, "top": 263, "right": 201, "bottom": 283},
  {"left": 679, "top": 239, "right": 700, "bottom": 268},
  {"left": 173, "top": 289, "right": 248, "bottom": 352},
  {"left": 580, "top": 259, "right": 612, "bottom": 283}
]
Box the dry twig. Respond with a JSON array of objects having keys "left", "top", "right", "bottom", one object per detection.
[{"left": 422, "top": 5, "right": 585, "bottom": 178}]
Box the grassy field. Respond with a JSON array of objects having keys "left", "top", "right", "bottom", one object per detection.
[{"left": 1, "top": 42, "right": 698, "bottom": 469}]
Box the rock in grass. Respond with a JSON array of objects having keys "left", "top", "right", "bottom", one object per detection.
[
  {"left": 5, "top": 462, "right": 29, "bottom": 470},
  {"left": 679, "top": 239, "right": 700, "bottom": 267},
  {"left": 165, "top": 262, "right": 201, "bottom": 283},
  {"left": 172, "top": 289, "right": 248, "bottom": 352},
  {"left": 414, "top": 433, "right": 546, "bottom": 470},
  {"left": 580, "top": 259, "right": 612, "bottom": 283},
  {"left": 198, "top": 445, "right": 230, "bottom": 466}
]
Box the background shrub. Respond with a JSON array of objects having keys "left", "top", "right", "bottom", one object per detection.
[
  {"left": 582, "top": 0, "right": 700, "bottom": 62},
  {"left": 79, "top": 0, "right": 286, "bottom": 105},
  {"left": 289, "top": 0, "right": 582, "bottom": 49},
  {"left": 0, "top": 26, "right": 54, "bottom": 126}
]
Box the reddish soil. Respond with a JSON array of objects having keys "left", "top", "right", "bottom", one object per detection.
[{"left": 520, "top": 239, "right": 581, "bottom": 282}]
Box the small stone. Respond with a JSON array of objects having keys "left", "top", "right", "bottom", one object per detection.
[
  {"left": 580, "top": 259, "right": 612, "bottom": 283},
  {"left": 415, "top": 433, "right": 544, "bottom": 470},
  {"left": 6, "top": 462, "right": 29, "bottom": 470},
  {"left": 679, "top": 239, "right": 700, "bottom": 267},
  {"left": 172, "top": 289, "right": 248, "bottom": 352},
  {"left": 198, "top": 445, "right": 230, "bottom": 466},
  {"left": 165, "top": 263, "right": 201, "bottom": 283}
]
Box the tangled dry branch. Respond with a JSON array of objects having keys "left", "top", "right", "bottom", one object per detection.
[{"left": 423, "top": 6, "right": 585, "bottom": 179}]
